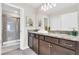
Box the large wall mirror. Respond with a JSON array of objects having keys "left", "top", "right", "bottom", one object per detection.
[{"left": 49, "top": 11, "right": 78, "bottom": 31}]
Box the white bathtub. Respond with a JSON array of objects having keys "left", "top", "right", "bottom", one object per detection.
[
  {"left": 2, "top": 40, "right": 20, "bottom": 54},
  {"left": 3, "top": 40, "right": 20, "bottom": 47}
]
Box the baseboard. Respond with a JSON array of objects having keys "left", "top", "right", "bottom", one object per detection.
[{"left": 20, "top": 46, "right": 29, "bottom": 50}]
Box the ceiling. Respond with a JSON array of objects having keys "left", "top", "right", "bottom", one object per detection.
[
  {"left": 26, "top": 3, "right": 78, "bottom": 15},
  {"left": 27, "top": 3, "right": 41, "bottom": 9},
  {"left": 11, "top": 3, "right": 78, "bottom": 15},
  {"left": 27, "top": 3, "right": 77, "bottom": 9}
]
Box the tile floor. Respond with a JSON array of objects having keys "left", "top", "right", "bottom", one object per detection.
[{"left": 2, "top": 48, "right": 37, "bottom": 55}]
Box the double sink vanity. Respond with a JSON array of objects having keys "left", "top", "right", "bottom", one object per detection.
[
  {"left": 27, "top": 5, "right": 79, "bottom": 55},
  {"left": 28, "top": 31, "right": 79, "bottom": 55}
]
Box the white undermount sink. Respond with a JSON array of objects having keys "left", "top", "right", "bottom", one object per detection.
[{"left": 37, "top": 30, "right": 48, "bottom": 33}]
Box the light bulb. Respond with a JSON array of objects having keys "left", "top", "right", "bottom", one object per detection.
[
  {"left": 44, "top": 4, "right": 46, "bottom": 8},
  {"left": 48, "top": 3, "right": 52, "bottom": 8},
  {"left": 41, "top": 6, "right": 43, "bottom": 10},
  {"left": 40, "top": 3, "right": 56, "bottom": 11},
  {"left": 43, "top": 8, "right": 47, "bottom": 11}
]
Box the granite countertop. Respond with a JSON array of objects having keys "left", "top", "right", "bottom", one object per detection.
[{"left": 28, "top": 31, "right": 79, "bottom": 42}]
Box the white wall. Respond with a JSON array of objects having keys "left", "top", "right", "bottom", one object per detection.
[{"left": 0, "top": 3, "right": 2, "bottom": 55}]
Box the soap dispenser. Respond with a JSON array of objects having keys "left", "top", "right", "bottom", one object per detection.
[{"left": 72, "top": 28, "right": 78, "bottom": 36}]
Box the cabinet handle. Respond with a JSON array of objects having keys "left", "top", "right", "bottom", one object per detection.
[
  {"left": 50, "top": 46, "right": 52, "bottom": 47},
  {"left": 63, "top": 43, "right": 73, "bottom": 47}
]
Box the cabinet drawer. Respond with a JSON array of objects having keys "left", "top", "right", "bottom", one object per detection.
[
  {"left": 45, "top": 36, "right": 58, "bottom": 44},
  {"left": 39, "top": 35, "right": 44, "bottom": 40},
  {"left": 59, "top": 39, "right": 76, "bottom": 50},
  {"left": 51, "top": 44, "right": 75, "bottom": 55}
]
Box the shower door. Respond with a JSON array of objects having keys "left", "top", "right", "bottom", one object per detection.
[{"left": 2, "top": 14, "right": 20, "bottom": 43}]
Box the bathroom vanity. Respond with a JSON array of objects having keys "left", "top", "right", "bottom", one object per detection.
[
  {"left": 27, "top": 9, "right": 79, "bottom": 55},
  {"left": 28, "top": 31, "right": 79, "bottom": 55}
]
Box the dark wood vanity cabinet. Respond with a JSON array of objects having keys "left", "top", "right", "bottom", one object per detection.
[{"left": 28, "top": 32, "right": 79, "bottom": 55}]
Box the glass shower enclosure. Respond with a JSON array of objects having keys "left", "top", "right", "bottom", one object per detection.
[
  {"left": 2, "top": 3, "right": 20, "bottom": 47},
  {"left": 2, "top": 15, "right": 20, "bottom": 42}
]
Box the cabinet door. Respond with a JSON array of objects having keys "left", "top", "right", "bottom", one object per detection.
[
  {"left": 33, "top": 37, "right": 38, "bottom": 54},
  {"left": 51, "top": 44, "right": 75, "bottom": 55},
  {"left": 39, "top": 40, "right": 50, "bottom": 55},
  {"left": 28, "top": 33, "right": 34, "bottom": 48}
]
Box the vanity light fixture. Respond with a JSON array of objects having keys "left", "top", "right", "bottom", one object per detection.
[{"left": 41, "top": 3, "right": 56, "bottom": 11}]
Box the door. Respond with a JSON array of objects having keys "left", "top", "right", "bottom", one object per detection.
[
  {"left": 39, "top": 40, "right": 50, "bottom": 55},
  {"left": 28, "top": 33, "right": 34, "bottom": 49},
  {"left": 51, "top": 44, "right": 75, "bottom": 55},
  {"left": 2, "top": 15, "right": 20, "bottom": 42}
]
